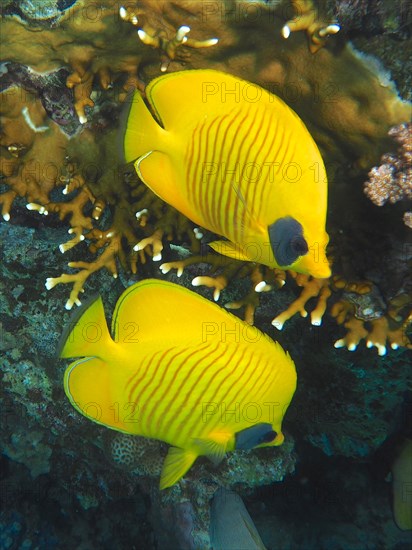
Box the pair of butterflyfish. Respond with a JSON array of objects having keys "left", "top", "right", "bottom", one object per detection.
[
  {"left": 123, "top": 69, "right": 330, "bottom": 278},
  {"left": 61, "top": 279, "right": 297, "bottom": 489}
]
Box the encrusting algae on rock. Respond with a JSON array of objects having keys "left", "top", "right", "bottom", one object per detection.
[{"left": 0, "top": 0, "right": 411, "bottom": 352}]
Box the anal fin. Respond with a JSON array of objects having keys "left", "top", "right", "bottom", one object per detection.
[{"left": 160, "top": 447, "right": 198, "bottom": 489}]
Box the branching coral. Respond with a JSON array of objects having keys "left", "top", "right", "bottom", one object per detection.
[
  {"left": 364, "top": 122, "right": 412, "bottom": 227},
  {"left": 1, "top": 0, "right": 411, "bottom": 342},
  {"left": 162, "top": 252, "right": 411, "bottom": 354},
  {"left": 281, "top": 0, "right": 340, "bottom": 53}
]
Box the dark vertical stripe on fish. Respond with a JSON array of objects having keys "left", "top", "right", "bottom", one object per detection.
[
  {"left": 211, "top": 110, "right": 242, "bottom": 232},
  {"left": 240, "top": 106, "right": 273, "bottom": 236},
  {"left": 227, "top": 107, "right": 262, "bottom": 242},
  {"left": 201, "top": 115, "right": 221, "bottom": 230},
  {"left": 186, "top": 122, "right": 198, "bottom": 202},
  {"left": 178, "top": 348, "right": 241, "bottom": 435},
  {"left": 126, "top": 349, "right": 164, "bottom": 403},
  {"left": 163, "top": 343, "right": 230, "bottom": 438},
  {"left": 247, "top": 116, "right": 278, "bottom": 226},
  {"left": 183, "top": 345, "right": 249, "bottom": 437},
  {"left": 218, "top": 109, "right": 250, "bottom": 239},
  {"left": 151, "top": 343, "right": 211, "bottom": 433},
  {"left": 131, "top": 348, "right": 174, "bottom": 411},
  {"left": 256, "top": 121, "right": 286, "bottom": 222},
  {"left": 141, "top": 347, "right": 192, "bottom": 433},
  {"left": 191, "top": 121, "right": 206, "bottom": 216},
  {"left": 247, "top": 360, "right": 275, "bottom": 402}
]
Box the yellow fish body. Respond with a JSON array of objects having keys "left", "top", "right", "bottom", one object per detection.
[
  {"left": 123, "top": 69, "right": 330, "bottom": 278},
  {"left": 61, "top": 279, "right": 297, "bottom": 489}
]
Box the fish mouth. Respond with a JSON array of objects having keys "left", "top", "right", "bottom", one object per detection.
[
  {"left": 292, "top": 248, "right": 331, "bottom": 279},
  {"left": 273, "top": 432, "right": 284, "bottom": 446},
  {"left": 309, "top": 263, "right": 332, "bottom": 279}
]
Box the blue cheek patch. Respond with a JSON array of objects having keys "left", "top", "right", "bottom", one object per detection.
[{"left": 268, "top": 216, "right": 308, "bottom": 266}]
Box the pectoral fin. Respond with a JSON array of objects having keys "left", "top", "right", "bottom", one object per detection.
[
  {"left": 160, "top": 447, "right": 198, "bottom": 489},
  {"left": 209, "top": 241, "right": 252, "bottom": 262},
  {"left": 193, "top": 435, "right": 229, "bottom": 465}
]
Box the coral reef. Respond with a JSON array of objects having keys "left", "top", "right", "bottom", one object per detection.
[
  {"left": 105, "top": 431, "right": 296, "bottom": 547},
  {"left": 1, "top": 1, "right": 412, "bottom": 547},
  {"left": 3, "top": 427, "right": 52, "bottom": 478},
  {"left": 364, "top": 122, "right": 412, "bottom": 227},
  {"left": 0, "top": 0, "right": 410, "bottom": 346}
]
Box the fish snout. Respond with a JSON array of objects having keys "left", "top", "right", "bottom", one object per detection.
[
  {"left": 293, "top": 244, "right": 331, "bottom": 279},
  {"left": 272, "top": 431, "right": 284, "bottom": 446}
]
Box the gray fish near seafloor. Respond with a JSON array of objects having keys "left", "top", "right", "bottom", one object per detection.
[{"left": 210, "top": 488, "right": 267, "bottom": 550}]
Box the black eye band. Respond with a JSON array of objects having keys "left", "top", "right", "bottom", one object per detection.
[{"left": 268, "top": 216, "right": 308, "bottom": 266}]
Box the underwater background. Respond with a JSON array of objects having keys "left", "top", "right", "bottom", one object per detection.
[{"left": 0, "top": 0, "right": 411, "bottom": 548}]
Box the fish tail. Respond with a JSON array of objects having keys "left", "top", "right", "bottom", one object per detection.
[
  {"left": 59, "top": 295, "right": 112, "bottom": 359},
  {"left": 122, "top": 90, "right": 165, "bottom": 163}
]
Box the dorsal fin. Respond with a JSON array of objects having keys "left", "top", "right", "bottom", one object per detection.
[
  {"left": 111, "top": 279, "right": 249, "bottom": 346},
  {"left": 145, "top": 69, "right": 275, "bottom": 129}
]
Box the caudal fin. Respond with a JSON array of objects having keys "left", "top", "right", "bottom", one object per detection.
[
  {"left": 59, "top": 295, "right": 111, "bottom": 359},
  {"left": 122, "top": 90, "right": 165, "bottom": 164}
]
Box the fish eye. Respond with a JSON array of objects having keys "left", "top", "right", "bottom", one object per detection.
[{"left": 290, "top": 235, "right": 308, "bottom": 256}]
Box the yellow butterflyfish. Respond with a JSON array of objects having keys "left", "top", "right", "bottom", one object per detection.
[
  {"left": 123, "top": 69, "right": 330, "bottom": 278},
  {"left": 61, "top": 279, "right": 297, "bottom": 489}
]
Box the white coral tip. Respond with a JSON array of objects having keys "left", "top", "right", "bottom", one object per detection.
[
  {"left": 45, "top": 278, "right": 55, "bottom": 290},
  {"left": 334, "top": 339, "right": 345, "bottom": 349},
  {"left": 138, "top": 29, "right": 148, "bottom": 41},
  {"left": 324, "top": 24, "right": 340, "bottom": 35},
  {"left": 3, "top": 213, "right": 10, "bottom": 221},
  {"left": 391, "top": 343, "right": 399, "bottom": 350},
  {"left": 348, "top": 343, "right": 357, "bottom": 351},
  {"left": 255, "top": 281, "right": 267, "bottom": 293},
  {"left": 193, "top": 227, "right": 203, "bottom": 239},
  {"left": 192, "top": 277, "right": 201, "bottom": 287},
  {"left": 176, "top": 26, "right": 190, "bottom": 41},
  {"left": 281, "top": 25, "right": 291, "bottom": 39},
  {"left": 177, "top": 267, "right": 183, "bottom": 277},
  {"left": 213, "top": 290, "right": 220, "bottom": 302},
  {"left": 206, "top": 38, "right": 219, "bottom": 46},
  {"left": 59, "top": 244, "right": 66, "bottom": 253},
  {"left": 79, "top": 115, "right": 87, "bottom": 124},
  {"left": 271, "top": 318, "right": 284, "bottom": 330},
  {"left": 153, "top": 253, "right": 162, "bottom": 261},
  {"left": 311, "top": 317, "right": 322, "bottom": 326},
  {"left": 119, "top": 6, "right": 127, "bottom": 19},
  {"left": 377, "top": 345, "right": 387, "bottom": 356},
  {"left": 135, "top": 208, "right": 148, "bottom": 220},
  {"left": 159, "top": 263, "right": 169, "bottom": 274}
]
